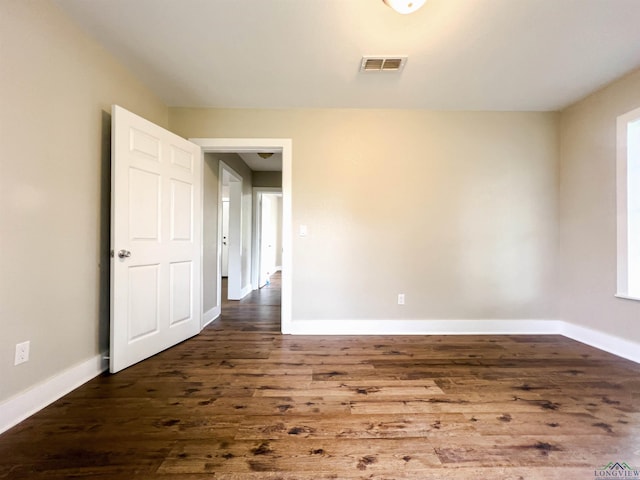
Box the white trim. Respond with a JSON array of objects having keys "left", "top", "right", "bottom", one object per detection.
[
  {"left": 614, "top": 293, "right": 640, "bottom": 302},
  {"left": 0, "top": 353, "right": 108, "bottom": 435},
  {"left": 199, "top": 147, "right": 206, "bottom": 329},
  {"left": 203, "top": 305, "right": 221, "bottom": 327},
  {"left": 240, "top": 283, "right": 253, "bottom": 299},
  {"left": 616, "top": 110, "right": 628, "bottom": 298},
  {"left": 562, "top": 321, "right": 640, "bottom": 364},
  {"left": 190, "top": 138, "right": 292, "bottom": 334},
  {"left": 616, "top": 106, "right": 640, "bottom": 299},
  {"left": 280, "top": 140, "right": 292, "bottom": 334},
  {"left": 286, "top": 319, "right": 563, "bottom": 335},
  {"left": 287, "top": 318, "right": 640, "bottom": 365},
  {"left": 215, "top": 163, "right": 223, "bottom": 311}
]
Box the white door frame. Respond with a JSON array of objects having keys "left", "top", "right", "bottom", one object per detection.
[
  {"left": 191, "top": 138, "right": 292, "bottom": 334},
  {"left": 252, "top": 187, "right": 282, "bottom": 290},
  {"left": 219, "top": 162, "right": 243, "bottom": 301}
]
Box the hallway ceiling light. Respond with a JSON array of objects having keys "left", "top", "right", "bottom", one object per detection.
[
  {"left": 383, "top": 0, "right": 426, "bottom": 14},
  {"left": 258, "top": 152, "right": 274, "bottom": 159}
]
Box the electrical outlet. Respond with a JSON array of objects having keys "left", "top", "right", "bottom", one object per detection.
[
  {"left": 14, "top": 341, "right": 30, "bottom": 365},
  {"left": 397, "top": 293, "right": 405, "bottom": 305}
]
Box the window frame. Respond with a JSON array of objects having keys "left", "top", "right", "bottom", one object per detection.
[{"left": 616, "top": 106, "right": 640, "bottom": 301}]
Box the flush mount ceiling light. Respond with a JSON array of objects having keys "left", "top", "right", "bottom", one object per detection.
[
  {"left": 383, "top": 0, "right": 426, "bottom": 14},
  {"left": 257, "top": 152, "right": 274, "bottom": 159}
]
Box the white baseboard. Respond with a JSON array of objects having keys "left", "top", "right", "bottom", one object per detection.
[
  {"left": 0, "top": 353, "right": 108, "bottom": 435},
  {"left": 240, "top": 284, "right": 253, "bottom": 298},
  {"left": 561, "top": 321, "right": 640, "bottom": 364},
  {"left": 203, "top": 305, "right": 221, "bottom": 328},
  {"left": 2, "top": 319, "right": 638, "bottom": 436},
  {"left": 286, "top": 318, "right": 563, "bottom": 336},
  {"left": 286, "top": 318, "right": 640, "bottom": 365},
  {"left": 229, "top": 284, "right": 253, "bottom": 300}
]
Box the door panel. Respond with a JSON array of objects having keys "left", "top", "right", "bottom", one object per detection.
[
  {"left": 128, "top": 264, "right": 160, "bottom": 341},
  {"left": 169, "top": 261, "right": 193, "bottom": 325},
  {"left": 170, "top": 144, "right": 194, "bottom": 171},
  {"left": 170, "top": 179, "right": 193, "bottom": 241},
  {"left": 111, "top": 105, "right": 202, "bottom": 373},
  {"left": 129, "top": 168, "right": 160, "bottom": 240}
]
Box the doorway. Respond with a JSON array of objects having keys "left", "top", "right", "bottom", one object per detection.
[
  {"left": 192, "top": 138, "right": 292, "bottom": 334},
  {"left": 259, "top": 193, "right": 282, "bottom": 288},
  {"left": 252, "top": 188, "right": 283, "bottom": 290}
]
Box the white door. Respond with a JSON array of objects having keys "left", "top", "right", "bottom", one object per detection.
[
  {"left": 221, "top": 200, "right": 229, "bottom": 277},
  {"left": 110, "top": 105, "right": 202, "bottom": 373}
]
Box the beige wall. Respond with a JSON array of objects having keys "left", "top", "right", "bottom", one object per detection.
[
  {"left": 253, "top": 171, "right": 283, "bottom": 188},
  {"left": 275, "top": 195, "right": 283, "bottom": 268},
  {"left": 202, "top": 154, "right": 219, "bottom": 314},
  {"left": 0, "top": 0, "right": 168, "bottom": 403},
  {"left": 202, "top": 153, "right": 254, "bottom": 315},
  {"left": 171, "top": 108, "right": 559, "bottom": 321},
  {"left": 558, "top": 68, "right": 640, "bottom": 344}
]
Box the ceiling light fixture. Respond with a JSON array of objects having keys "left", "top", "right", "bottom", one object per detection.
[
  {"left": 257, "top": 152, "right": 274, "bottom": 159},
  {"left": 383, "top": 0, "right": 426, "bottom": 14}
]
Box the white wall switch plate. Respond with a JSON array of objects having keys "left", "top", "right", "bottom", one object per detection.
[
  {"left": 299, "top": 224, "right": 308, "bottom": 237},
  {"left": 397, "top": 293, "right": 405, "bottom": 305}
]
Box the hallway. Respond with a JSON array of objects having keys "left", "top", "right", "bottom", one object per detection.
[
  {"left": 222, "top": 271, "right": 281, "bottom": 307},
  {"left": 219, "top": 271, "right": 281, "bottom": 331}
]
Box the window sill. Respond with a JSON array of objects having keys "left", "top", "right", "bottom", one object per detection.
[{"left": 615, "top": 293, "right": 640, "bottom": 302}]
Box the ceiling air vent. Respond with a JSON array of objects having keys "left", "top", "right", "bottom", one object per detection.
[{"left": 360, "top": 56, "right": 408, "bottom": 73}]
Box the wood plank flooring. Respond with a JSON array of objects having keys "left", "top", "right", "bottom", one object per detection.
[{"left": 1, "top": 273, "right": 639, "bottom": 479}]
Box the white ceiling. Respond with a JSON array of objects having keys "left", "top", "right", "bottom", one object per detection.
[
  {"left": 54, "top": 0, "right": 640, "bottom": 111},
  {"left": 237, "top": 153, "right": 283, "bottom": 172}
]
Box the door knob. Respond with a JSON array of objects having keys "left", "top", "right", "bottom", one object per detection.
[{"left": 118, "top": 249, "right": 131, "bottom": 259}]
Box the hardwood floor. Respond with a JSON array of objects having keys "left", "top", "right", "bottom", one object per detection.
[{"left": 1, "top": 274, "right": 639, "bottom": 478}]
